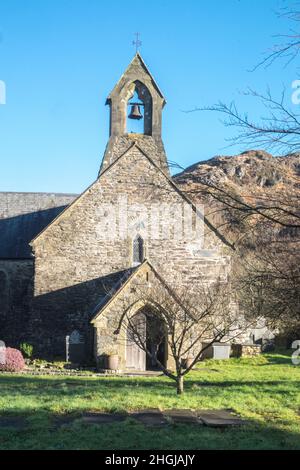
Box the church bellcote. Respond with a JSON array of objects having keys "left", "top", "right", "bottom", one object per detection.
[{"left": 99, "top": 53, "right": 169, "bottom": 176}]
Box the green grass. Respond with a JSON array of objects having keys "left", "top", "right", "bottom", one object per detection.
[{"left": 0, "top": 352, "right": 299, "bottom": 450}]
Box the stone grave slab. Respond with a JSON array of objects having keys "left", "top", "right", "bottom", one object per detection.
[
  {"left": 52, "top": 415, "right": 77, "bottom": 428},
  {"left": 163, "top": 409, "right": 201, "bottom": 425},
  {"left": 65, "top": 381, "right": 86, "bottom": 387},
  {"left": 0, "top": 416, "right": 26, "bottom": 430},
  {"left": 197, "top": 409, "right": 246, "bottom": 427},
  {"left": 130, "top": 409, "right": 168, "bottom": 427},
  {"left": 81, "top": 412, "right": 127, "bottom": 424}
]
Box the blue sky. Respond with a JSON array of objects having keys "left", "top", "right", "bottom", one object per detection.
[{"left": 0, "top": 0, "right": 297, "bottom": 193}]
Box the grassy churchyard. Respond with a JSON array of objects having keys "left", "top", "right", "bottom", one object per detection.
[{"left": 0, "top": 352, "right": 299, "bottom": 450}]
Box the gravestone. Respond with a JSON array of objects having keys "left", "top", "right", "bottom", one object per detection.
[
  {"left": 81, "top": 412, "right": 127, "bottom": 424},
  {"left": 163, "top": 409, "right": 201, "bottom": 425},
  {"left": 66, "top": 330, "right": 85, "bottom": 364},
  {"left": 0, "top": 416, "right": 27, "bottom": 429},
  {"left": 0, "top": 340, "right": 6, "bottom": 365},
  {"left": 201, "top": 342, "right": 231, "bottom": 360},
  {"left": 197, "top": 409, "right": 246, "bottom": 427}
]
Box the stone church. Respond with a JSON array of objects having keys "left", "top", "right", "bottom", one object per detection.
[{"left": 0, "top": 54, "right": 243, "bottom": 370}]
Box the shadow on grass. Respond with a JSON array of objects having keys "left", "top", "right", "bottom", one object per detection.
[
  {"left": 1, "top": 373, "right": 299, "bottom": 388},
  {"left": 0, "top": 408, "right": 299, "bottom": 450},
  {"left": 0, "top": 364, "right": 299, "bottom": 450},
  {"left": 0, "top": 374, "right": 298, "bottom": 394},
  {"left": 262, "top": 353, "right": 294, "bottom": 365}
]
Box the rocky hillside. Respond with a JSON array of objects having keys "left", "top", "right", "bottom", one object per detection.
[{"left": 174, "top": 150, "right": 300, "bottom": 196}]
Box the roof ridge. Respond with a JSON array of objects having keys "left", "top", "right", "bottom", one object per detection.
[{"left": 0, "top": 191, "right": 78, "bottom": 196}]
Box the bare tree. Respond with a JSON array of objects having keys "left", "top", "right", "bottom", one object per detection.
[
  {"left": 254, "top": 5, "right": 300, "bottom": 70},
  {"left": 174, "top": 174, "right": 300, "bottom": 328},
  {"left": 180, "top": 174, "right": 300, "bottom": 231},
  {"left": 175, "top": 4, "right": 300, "bottom": 332},
  {"left": 234, "top": 221, "right": 300, "bottom": 327},
  {"left": 187, "top": 4, "right": 300, "bottom": 153},
  {"left": 114, "top": 278, "right": 257, "bottom": 394},
  {"left": 193, "top": 89, "right": 300, "bottom": 153}
]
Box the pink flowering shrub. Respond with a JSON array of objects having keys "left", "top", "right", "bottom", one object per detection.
[{"left": 0, "top": 347, "right": 25, "bottom": 372}]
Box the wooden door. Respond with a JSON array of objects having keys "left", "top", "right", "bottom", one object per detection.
[{"left": 126, "top": 313, "right": 146, "bottom": 371}]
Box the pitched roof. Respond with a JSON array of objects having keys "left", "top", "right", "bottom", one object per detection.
[
  {"left": 91, "top": 260, "right": 169, "bottom": 323},
  {"left": 91, "top": 266, "right": 138, "bottom": 318},
  {"left": 0, "top": 192, "right": 77, "bottom": 259},
  {"left": 90, "top": 259, "right": 198, "bottom": 327}
]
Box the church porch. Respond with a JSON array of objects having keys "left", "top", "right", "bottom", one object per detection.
[{"left": 91, "top": 260, "right": 176, "bottom": 372}]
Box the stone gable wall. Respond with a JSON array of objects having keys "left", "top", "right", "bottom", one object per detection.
[
  {"left": 31, "top": 144, "right": 230, "bottom": 359},
  {"left": 100, "top": 135, "right": 168, "bottom": 176}
]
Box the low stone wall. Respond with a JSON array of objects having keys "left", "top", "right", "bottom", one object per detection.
[
  {"left": 0, "top": 368, "right": 97, "bottom": 377},
  {"left": 231, "top": 343, "right": 261, "bottom": 358}
]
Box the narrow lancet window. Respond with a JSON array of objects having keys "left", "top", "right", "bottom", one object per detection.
[{"left": 133, "top": 235, "right": 144, "bottom": 265}]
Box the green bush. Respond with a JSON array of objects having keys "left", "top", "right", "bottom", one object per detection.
[{"left": 20, "top": 342, "right": 33, "bottom": 359}]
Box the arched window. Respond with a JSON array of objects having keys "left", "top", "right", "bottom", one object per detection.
[{"left": 133, "top": 235, "right": 144, "bottom": 266}]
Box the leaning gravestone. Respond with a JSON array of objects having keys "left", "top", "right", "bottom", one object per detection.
[{"left": 66, "top": 330, "right": 85, "bottom": 364}]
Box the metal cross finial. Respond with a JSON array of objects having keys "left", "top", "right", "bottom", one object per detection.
[{"left": 132, "top": 32, "right": 142, "bottom": 54}]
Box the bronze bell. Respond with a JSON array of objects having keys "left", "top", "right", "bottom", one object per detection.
[{"left": 128, "top": 104, "right": 143, "bottom": 120}]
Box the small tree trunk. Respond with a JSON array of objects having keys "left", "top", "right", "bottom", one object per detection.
[{"left": 176, "top": 375, "right": 184, "bottom": 395}]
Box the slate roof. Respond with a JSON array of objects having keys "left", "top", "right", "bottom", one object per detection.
[
  {"left": 90, "top": 260, "right": 180, "bottom": 325},
  {"left": 0, "top": 192, "right": 77, "bottom": 259},
  {"left": 91, "top": 266, "right": 138, "bottom": 318}
]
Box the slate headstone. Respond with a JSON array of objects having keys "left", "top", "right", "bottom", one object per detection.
[{"left": 66, "top": 330, "right": 85, "bottom": 364}]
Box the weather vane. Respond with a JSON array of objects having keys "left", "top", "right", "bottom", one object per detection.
[{"left": 132, "top": 32, "right": 142, "bottom": 53}]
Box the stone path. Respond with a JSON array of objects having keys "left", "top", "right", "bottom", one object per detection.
[{"left": 78, "top": 408, "right": 246, "bottom": 428}]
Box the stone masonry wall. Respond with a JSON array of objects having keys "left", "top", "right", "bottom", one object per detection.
[
  {"left": 31, "top": 141, "right": 231, "bottom": 360},
  {"left": 0, "top": 260, "right": 33, "bottom": 348}
]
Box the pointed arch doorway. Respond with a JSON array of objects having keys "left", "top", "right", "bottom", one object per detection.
[{"left": 126, "top": 306, "right": 167, "bottom": 371}]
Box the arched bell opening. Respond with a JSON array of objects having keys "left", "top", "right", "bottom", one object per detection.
[
  {"left": 126, "top": 80, "right": 152, "bottom": 135},
  {"left": 127, "top": 90, "right": 144, "bottom": 134}
]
